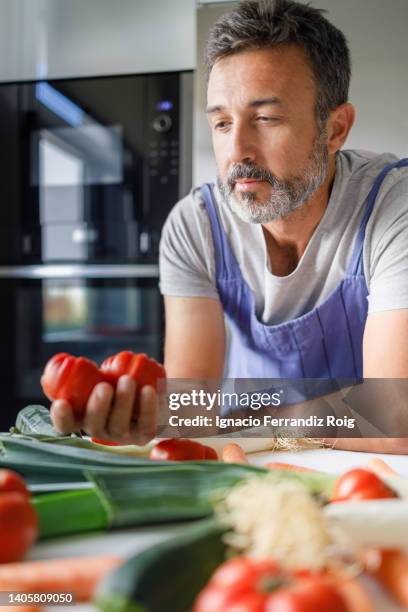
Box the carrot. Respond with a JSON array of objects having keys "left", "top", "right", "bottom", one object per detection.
[
  {"left": 365, "top": 458, "right": 398, "bottom": 478},
  {"left": 265, "top": 462, "right": 319, "bottom": 473},
  {"left": 221, "top": 442, "right": 248, "bottom": 464},
  {"left": 0, "top": 555, "right": 121, "bottom": 602},
  {"left": 335, "top": 576, "right": 374, "bottom": 612},
  {"left": 367, "top": 549, "right": 408, "bottom": 608},
  {"left": 1, "top": 607, "right": 41, "bottom": 612}
]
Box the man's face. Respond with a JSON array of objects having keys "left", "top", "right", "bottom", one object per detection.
[{"left": 206, "top": 45, "right": 329, "bottom": 223}]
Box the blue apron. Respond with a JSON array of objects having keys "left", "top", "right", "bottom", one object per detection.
[{"left": 201, "top": 159, "right": 408, "bottom": 401}]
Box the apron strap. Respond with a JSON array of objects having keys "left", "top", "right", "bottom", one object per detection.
[
  {"left": 347, "top": 158, "right": 408, "bottom": 276},
  {"left": 201, "top": 183, "right": 244, "bottom": 281}
]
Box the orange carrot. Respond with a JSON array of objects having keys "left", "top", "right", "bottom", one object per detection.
[
  {"left": 335, "top": 576, "right": 374, "bottom": 612},
  {"left": 365, "top": 458, "right": 398, "bottom": 478},
  {"left": 1, "top": 607, "right": 41, "bottom": 612},
  {"left": 368, "top": 549, "right": 408, "bottom": 608},
  {"left": 0, "top": 555, "right": 121, "bottom": 602},
  {"left": 1, "top": 606, "right": 43, "bottom": 612},
  {"left": 221, "top": 442, "right": 248, "bottom": 464},
  {"left": 266, "top": 462, "right": 319, "bottom": 473}
]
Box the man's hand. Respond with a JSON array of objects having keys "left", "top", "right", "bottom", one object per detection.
[
  {"left": 50, "top": 375, "right": 157, "bottom": 445},
  {"left": 49, "top": 294, "right": 223, "bottom": 443},
  {"left": 323, "top": 437, "right": 408, "bottom": 454},
  {"left": 330, "top": 309, "right": 408, "bottom": 453}
]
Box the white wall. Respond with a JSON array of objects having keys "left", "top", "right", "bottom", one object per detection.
[
  {"left": 194, "top": 0, "right": 408, "bottom": 185},
  {"left": 0, "top": 0, "right": 406, "bottom": 175},
  {"left": 316, "top": 0, "right": 408, "bottom": 158},
  {"left": 0, "top": 0, "right": 196, "bottom": 81}
]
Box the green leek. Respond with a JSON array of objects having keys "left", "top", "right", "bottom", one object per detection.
[
  {"left": 0, "top": 432, "right": 337, "bottom": 540},
  {"left": 33, "top": 488, "right": 109, "bottom": 538}
]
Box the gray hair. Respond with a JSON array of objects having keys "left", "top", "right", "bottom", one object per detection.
[{"left": 204, "top": 0, "right": 351, "bottom": 124}]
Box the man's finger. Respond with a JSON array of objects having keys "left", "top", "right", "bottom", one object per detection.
[
  {"left": 107, "top": 375, "right": 136, "bottom": 439},
  {"left": 50, "top": 399, "right": 81, "bottom": 434},
  {"left": 132, "top": 385, "right": 157, "bottom": 445},
  {"left": 82, "top": 382, "right": 114, "bottom": 439}
]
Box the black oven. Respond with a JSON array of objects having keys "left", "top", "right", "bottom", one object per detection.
[
  {"left": 0, "top": 71, "right": 192, "bottom": 264},
  {"left": 0, "top": 71, "right": 193, "bottom": 429},
  {"left": 0, "top": 264, "right": 163, "bottom": 430}
]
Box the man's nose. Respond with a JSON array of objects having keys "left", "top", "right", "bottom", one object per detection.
[{"left": 228, "top": 124, "right": 256, "bottom": 165}]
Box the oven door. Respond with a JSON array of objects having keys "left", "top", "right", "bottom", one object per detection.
[{"left": 0, "top": 264, "right": 162, "bottom": 430}]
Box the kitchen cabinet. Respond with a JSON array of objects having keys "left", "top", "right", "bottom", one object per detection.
[{"left": 0, "top": 0, "right": 195, "bottom": 81}]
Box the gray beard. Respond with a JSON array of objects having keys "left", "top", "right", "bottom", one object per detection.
[{"left": 217, "top": 134, "right": 329, "bottom": 224}]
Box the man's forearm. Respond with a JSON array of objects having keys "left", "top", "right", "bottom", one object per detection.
[{"left": 323, "top": 437, "right": 408, "bottom": 454}]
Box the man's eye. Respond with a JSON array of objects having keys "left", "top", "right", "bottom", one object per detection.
[
  {"left": 256, "top": 116, "right": 278, "bottom": 123},
  {"left": 214, "top": 120, "right": 230, "bottom": 130}
]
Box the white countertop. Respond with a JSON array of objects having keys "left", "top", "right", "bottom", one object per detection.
[
  {"left": 249, "top": 446, "right": 408, "bottom": 475},
  {"left": 29, "top": 447, "right": 408, "bottom": 611}
]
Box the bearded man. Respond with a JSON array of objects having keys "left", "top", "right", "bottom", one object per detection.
[
  {"left": 51, "top": 0, "right": 408, "bottom": 453},
  {"left": 159, "top": 0, "right": 408, "bottom": 451}
]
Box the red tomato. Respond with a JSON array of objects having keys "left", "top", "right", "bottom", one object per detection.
[
  {"left": 0, "top": 492, "right": 38, "bottom": 563},
  {"left": 226, "top": 592, "right": 269, "bottom": 612},
  {"left": 194, "top": 558, "right": 280, "bottom": 612},
  {"left": 0, "top": 469, "right": 30, "bottom": 497},
  {"left": 203, "top": 445, "right": 218, "bottom": 460},
  {"left": 150, "top": 439, "right": 219, "bottom": 461},
  {"left": 41, "top": 353, "right": 105, "bottom": 417},
  {"left": 150, "top": 438, "right": 207, "bottom": 461},
  {"left": 194, "top": 558, "right": 348, "bottom": 612},
  {"left": 331, "top": 468, "right": 396, "bottom": 502},
  {"left": 100, "top": 351, "right": 166, "bottom": 390},
  {"left": 194, "top": 584, "right": 237, "bottom": 612},
  {"left": 91, "top": 438, "right": 121, "bottom": 446},
  {"left": 210, "top": 557, "right": 279, "bottom": 590},
  {"left": 265, "top": 577, "right": 348, "bottom": 612},
  {"left": 195, "top": 586, "right": 268, "bottom": 612}
]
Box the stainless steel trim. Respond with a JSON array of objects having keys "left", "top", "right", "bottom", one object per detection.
[
  {"left": 179, "top": 71, "right": 194, "bottom": 198},
  {"left": 0, "top": 265, "right": 159, "bottom": 279},
  {"left": 197, "top": 1, "right": 236, "bottom": 5}
]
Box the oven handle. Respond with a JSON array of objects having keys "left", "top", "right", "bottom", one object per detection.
[{"left": 0, "top": 264, "right": 159, "bottom": 279}]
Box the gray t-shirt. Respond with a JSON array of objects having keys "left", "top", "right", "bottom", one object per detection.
[{"left": 159, "top": 150, "right": 408, "bottom": 324}]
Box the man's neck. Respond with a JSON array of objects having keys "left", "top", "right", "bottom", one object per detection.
[{"left": 261, "top": 156, "right": 337, "bottom": 274}]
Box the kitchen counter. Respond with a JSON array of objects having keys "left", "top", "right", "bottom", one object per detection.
[
  {"left": 28, "top": 447, "right": 408, "bottom": 611},
  {"left": 249, "top": 446, "right": 408, "bottom": 475}
]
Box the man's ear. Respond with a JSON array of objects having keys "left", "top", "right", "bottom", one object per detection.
[{"left": 326, "top": 102, "right": 356, "bottom": 155}]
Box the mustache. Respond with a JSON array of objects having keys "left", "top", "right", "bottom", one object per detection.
[{"left": 226, "top": 163, "right": 277, "bottom": 190}]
